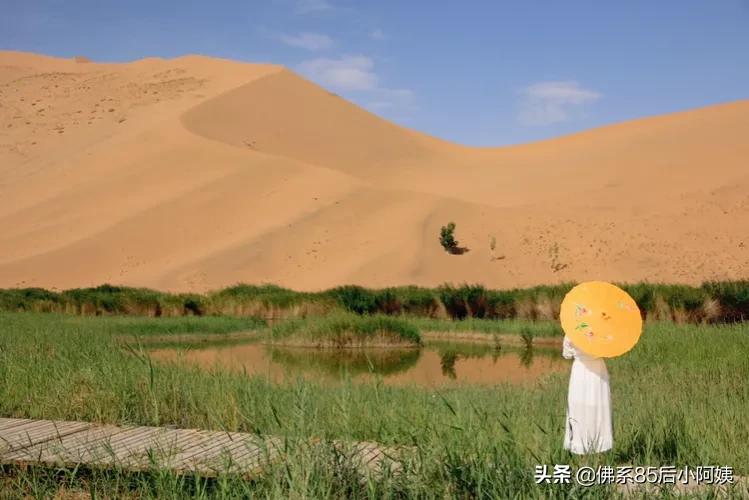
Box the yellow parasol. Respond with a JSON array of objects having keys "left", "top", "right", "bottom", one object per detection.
[{"left": 559, "top": 281, "right": 643, "bottom": 358}]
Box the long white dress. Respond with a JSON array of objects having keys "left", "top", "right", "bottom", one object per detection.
[{"left": 562, "top": 335, "right": 613, "bottom": 454}]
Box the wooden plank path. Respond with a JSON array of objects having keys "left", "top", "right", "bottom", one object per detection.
[{"left": 0, "top": 418, "right": 405, "bottom": 478}]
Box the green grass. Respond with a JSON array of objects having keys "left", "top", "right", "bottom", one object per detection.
[
  {"left": 268, "top": 312, "right": 422, "bottom": 347},
  {"left": 266, "top": 346, "right": 423, "bottom": 377},
  {"left": 407, "top": 316, "right": 564, "bottom": 337},
  {"left": 100, "top": 315, "right": 266, "bottom": 336},
  {"left": 3, "top": 279, "right": 749, "bottom": 323},
  {"left": 3, "top": 313, "right": 266, "bottom": 339},
  {"left": 0, "top": 313, "right": 748, "bottom": 498}
]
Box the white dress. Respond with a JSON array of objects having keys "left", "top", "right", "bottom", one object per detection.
[{"left": 562, "top": 335, "right": 613, "bottom": 454}]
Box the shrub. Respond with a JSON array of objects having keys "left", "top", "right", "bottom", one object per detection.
[
  {"left": 374, "top": 288, "right": 401, "bottom": 315},
  {"left": 438, "top": 284, "right": 489, "bottom": 319},
  {"left": 60, "top": 285, "right": 163, "bottom": 316},
  {"left": 181, "top": 295, "right": 206, "bottom": 316},
  {"left": 393, "top": 286, "right": 440, "bottom": 316},
  {"left": 328, "top": 286, "right": 378, "bottom": 315},
  {"left": 701, "top": 281, "right": 749, "bottom": 322},
  {"left": 438, "top": 284, "right": 469, "bottom": 319},
  {"left": 211, "top": 284, "right": 303, "bottom": 307},
  {"left": 0, "top": 288, "right": 62, "bottom": 312},
  {"left": 485, "top": 290, "right": 516, "bottom": 319},
  {"left": 620, "top": 283, "right": 655, "bottom": 320},
  {"left": 439, "top": 222, "right": 459, "bottom": 253}
]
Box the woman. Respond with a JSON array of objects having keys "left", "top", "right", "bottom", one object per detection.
[{"left": 562, "top": 335, "right": 613, "bottom": 454}]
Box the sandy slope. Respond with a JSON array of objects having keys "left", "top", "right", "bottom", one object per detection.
[{"left": 1, "top": 51, "right": 748, "bottom": 292}]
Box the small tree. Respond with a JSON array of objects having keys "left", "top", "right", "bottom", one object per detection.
[{"left": 439, "top": 222, "right": 459, "bottom": 253}]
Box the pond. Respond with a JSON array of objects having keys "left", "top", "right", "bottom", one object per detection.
[{"left": 149, "top": 339, "right": 569, "bottom": 387}]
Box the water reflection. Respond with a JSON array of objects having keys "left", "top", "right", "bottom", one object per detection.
[
  {"left": 440, "top": 351, "right": 458, "bottom": 379},
  {"left": 149, "top": 340, "right": 567, "bottom": 387}
]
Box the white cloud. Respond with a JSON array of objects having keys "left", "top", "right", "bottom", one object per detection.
[
  {"left": 279, "top": 32, "right": 334, "bottom": 51},
  {"left": 294, "top": 0, "right": 333, "bottom": 14},
  {"left": 370, "top": 29, "right": 386, "bottom": 41},
  {"left": 518, "top": 81, "right": 601, "bottom": 126},
  {"left": 298, "top": 55, "right": 378, "bottom": 90},
  {"left": 297, "top": 55, "right": 415, "bottom": 113},
  {"left": 368, "top": 88, "right": 415, "bottom": 110}
]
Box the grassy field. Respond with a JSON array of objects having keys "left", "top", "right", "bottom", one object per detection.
[{"left": 0, "top": 312, "right": 748, "bottom": 498}]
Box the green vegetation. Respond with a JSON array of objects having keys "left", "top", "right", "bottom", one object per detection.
[
  {"left": 209, "top": 284, "right": 335, "bottom": 318},
  {"left": 267, "top": 346, "right": 422, "bottom": 377},
  {"left": 267, "top": 312, "right": 421, "bottom": 347},
  {"left": 408, "top": 316, "right": 563, "bottom": 337},
  {"left": 99, "top": 315, "right": 266, "bottom": 337},
  {"left": 0, "top": 313, "right": 747, "bottom": 497},
  {"left": 0, "top": 284, "right": 336, "bottom": 319},
  {"left": 439, "top": 221, "right": 459, "bottom": 253},
  {"left": 3, "top": 280, "right": 749, "bottom": 324}
]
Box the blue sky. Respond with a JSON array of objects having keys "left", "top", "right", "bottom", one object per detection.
[{"left": 2, "top": 0, "right": 748, "bottom": 146}]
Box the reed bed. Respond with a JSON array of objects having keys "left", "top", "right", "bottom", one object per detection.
[
  {"left": 3, "top": 280, "right": 749, "bottom": 324},
  {"left": 267, "top": 312, "right": 422, "bottom": 347}
]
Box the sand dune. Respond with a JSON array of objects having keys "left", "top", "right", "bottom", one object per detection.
[{"left": 1, "top": 51, "right": 748, "bottom": 292}]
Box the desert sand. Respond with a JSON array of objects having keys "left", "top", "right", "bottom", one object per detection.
[{"left": 1, "top": 51, "right": 747, "bottom": 292}]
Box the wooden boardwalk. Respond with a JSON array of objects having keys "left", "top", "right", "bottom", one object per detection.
[{"left": 0, "top": 418, "right": 403, "bottom": 478}]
